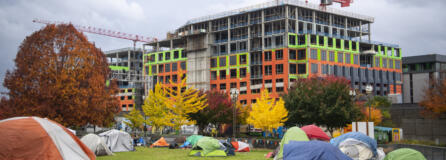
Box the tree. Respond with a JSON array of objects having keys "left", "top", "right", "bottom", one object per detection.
[
  {"left": 123, "top": 109, "right": 145, "bottom": 132},
  {"left": 163, "top": 71, "right": 208, "bottom": 130},
  {"left": 1, "top": 24, "right": 120, "bottom": 127},
  {"left": 189, "top": 90, "right": 232, "bottom": 134},
  {"left": 283, "top": 76, "right": 361, "bottom": 134},
  {"left": 420, "top": 78, "right": 446, "bottom": 116},
  {"left": 365, "top": 96, "right": 392, "bottom": 126},
  {"left": 247, "top": 89, "right": 288, "bottom": 133},
  {"left": 142, "top": 83, "right": 172, "bottom": 133},
  {"left": 362, "top": 107, "right": 383, "bottom": 125}
]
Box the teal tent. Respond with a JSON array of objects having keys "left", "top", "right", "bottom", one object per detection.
[
  {"left": 275, "top": 127, "right": 310, "bottom": 160},
  {"left": 189, "top": 137, "right": 227, "bottom": 157}
]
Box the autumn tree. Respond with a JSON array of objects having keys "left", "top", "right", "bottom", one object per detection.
[
  {"left": 1, "top": 24, "right": 120, "bottom": 127},
  {"left": 123, "top": 109, "right": 145, "bottom": 132},
  {"left": 189, "top": 90, "right": 232, "bottom": 134},
  {"left": 247, "top": 89, "right": 288, "bottom": 133},
  {"left": 420, "top": 78, "right": 446, "bottom": 116},
  {"left": 283, "top": 77, "right": 362, "bottom": 134},
  {"left": 364, "top": 96, "right": 392, "bottom": 126},
  {"left": 142, "top": 83, "right": 172, "bottom": 133},
  {"left": 164, "top": 71, "right": 208, "bottom": 130}
]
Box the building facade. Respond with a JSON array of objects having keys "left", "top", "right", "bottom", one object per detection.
[
  {"left": 106, "top": 47, "right": 144, "bottom": 112},
  {"left": 402, "top": 54, "right": 446, "bottom": 104},
  {"left": 143, "top": 0, "right": 403, "bottom": 106}
]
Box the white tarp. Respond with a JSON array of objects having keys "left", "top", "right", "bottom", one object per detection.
[
  {"left": 99, "top": 129, "right": 133, "bottom": 152},
  {"left": 81, "top": 134, "right": 113, "bottom": 156}
]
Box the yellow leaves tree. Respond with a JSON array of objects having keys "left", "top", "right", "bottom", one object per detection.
[
  {"left": 123, "top": 109, "right": 145, "bottom": 131},
  {"left": 142, "top": 83, "right": 172, "bottom": 132},
  {"left": 247, "top": 89, "right": 288, "bottom": 133},
  {"left": 164, "top": 71, "right": 208, "bottom": 130},
  {"left": 362, "top": 107, "right": 383, "bottom": 125}
]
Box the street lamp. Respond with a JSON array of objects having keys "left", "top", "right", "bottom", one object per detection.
[
  {"left": 365, "top": 84, "right": 374, "bottom": 122},
  {"left": 230, "top": 88, "right": 240, "bottom": 139}
]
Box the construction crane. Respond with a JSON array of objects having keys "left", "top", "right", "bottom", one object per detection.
[
  {"left": 306, "top": 0, "right": 353, "bottom": 9},
  {"left": 32, "top": 18, "right": 157, "bottom": 49}
]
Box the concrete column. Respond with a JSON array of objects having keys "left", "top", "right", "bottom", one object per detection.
[
  {"left": 261, "top": 10, "right": 265, "bottom": 50},
  {"left": 344, "top": 18, "right": 348, "bottom": 38},
  {"left": 359, "top": 21, "right": 363, "bottom": 41},
  {"left": 285, "top": 5, "right": 289, "bottom": 47},
  {"left": 228, "top": 17, "right": 231, "bottom": 54},
  {"left": 295, "top": 7, "right": 298, "bottom": 33},
  {"left": 329, "top": 14, "right": 333, "bottom": 36},
  {"left": 368, "top": 23, "right": 371, "bottom": 41},
  {"left": 170, "top": 40, "right": 173, "bottom": 50},
  {"left": 247, "top": 13, "right": 251, "bottom": 51},
  {"left": 127, "top": 50, "right": 131, "bottom": 81},
  {"left": 156, "top": 42, "right": 160, "bottom": 52},
  {"left": 312, "top": 10, "right": 316, "bottom": 34}
]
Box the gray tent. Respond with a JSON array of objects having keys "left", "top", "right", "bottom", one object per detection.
[
  {"left": 81, "top": 134, "right": 113, "bottom": 156},
  {"left": 99, "top": 129, "right": 133, "bottom": 152}
]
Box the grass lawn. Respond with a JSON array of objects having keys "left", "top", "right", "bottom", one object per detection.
[{"left": 97, "top": 147, "right": 272, "bottom": 160}]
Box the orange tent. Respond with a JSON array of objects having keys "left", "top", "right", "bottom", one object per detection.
[
  {"left": 150, "top": 137, "right": 170, "bottom": 148},
  {"left": 0, "top": 116, "right": 96, "bottom": 160}
]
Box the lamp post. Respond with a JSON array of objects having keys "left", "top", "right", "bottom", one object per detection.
[
  {"left": 365, "top": 84, "right": 374, "bottom": 122},
  {"left": 230, "top": 89, "right": 239, "bottom": 139}
]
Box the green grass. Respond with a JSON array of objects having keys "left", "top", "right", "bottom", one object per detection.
[{"left": 97, "top": 147, "right": 272, "bottom": 160}]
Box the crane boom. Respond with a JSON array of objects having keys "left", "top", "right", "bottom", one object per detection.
[{"left": 32, "top": 18, "right": 157, "bottom": 43}]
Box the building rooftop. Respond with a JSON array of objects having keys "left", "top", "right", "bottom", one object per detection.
[
  {"left": 184, "top": 0, "right": 374, "bottom": 26},
  {"left": 403, "top": 54, "right": 446, "bottom": 64},
  {"left": 104, "top": 47, "right": 142, "bottom": 54}
]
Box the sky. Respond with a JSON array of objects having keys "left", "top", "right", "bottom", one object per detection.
[{"left": 0, "top": 0, "right": 445, "bottom": 92}]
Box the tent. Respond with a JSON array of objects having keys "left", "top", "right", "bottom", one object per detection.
[
  {"left": 231, "top": 141, "right": 251, "bottom": 152},
  {"left": 150, "top": 137, "right": 170, "bottom": 148},
  {"left": 330, "top": 132, "right": 378, "bottom": 156},
  {"left": 274, "top": 127, "right": 310, "bottom": 160},
  {"left": 301, "top": 125, "right": 330, "bottom": 141},
  {"left": 81, "top": 134, "right": 113, "bottom": 156},
  {"left": 219, "top": 140, "right": 235, "bottom": 156},
  {"left": 0, "top": 116, "right": 95, "bottom": 160},
  {"left": 384, "top": 148, "right": 426, "bottom": 160},
  {"left": 99, "top": 129, "right": 133, "bottom": 152},
  {"left": 189, "top": 137, "right": 227, "bottom": 157},
  {"left": 180, "top": 135, "right": 203, "bottom": 148},
  {"left": 283, "top": 141, "right": 352, "bottom": 160},
  {"left": 339, "top": 138, "right": 374, "bottom": 160}
]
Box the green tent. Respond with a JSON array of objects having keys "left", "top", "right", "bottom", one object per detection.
[
  {"left": 189, "top": 137, "right": 227, "bottom": 157},
  {"left": 384, "top": 148, "right": 426, "bottom": 160},
  {"left": 275, "top": 127, "right": 310, "bottom": 160},
  {"left": 186, "top": 135, "right": 203, "bottom": 146}
]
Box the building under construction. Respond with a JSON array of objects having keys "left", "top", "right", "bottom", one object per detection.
[
  {"left": 106, "top": 47, "right": 145, "bottom": 112},
  {"left": 143, "top": 0, "right": 403, "bottom": 105}
]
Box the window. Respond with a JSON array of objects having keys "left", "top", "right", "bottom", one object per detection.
[
  {"left": 310, "top": 35, "right": 317, "bottom": 44},
  {"left": 298, "top": 35, "right": 305, "bottom": 45},
  {"left": 289, "top": 35, "right": 296, "bottom": 45},
  {"left": 353, "top": 54, "right": 359, "bottom": 65},
  {"left": 174, "top": 51, "right": 179, "bottom": 59},
  {"left": 240, "top": 100, "right": 247, "bottom": 104},
  {"left": 211, "top": 71, "right": 217, "bottom": 80},
  {"left": 389, "top": 59, "right": 394, "bottom": 69},
  {"left": 345, "top": 53, "right": 351, "bottom": 64},
  {"left": 172, "top": 63, "right": 178, "bottom": 72},
  {"left": 230, "top": 69, "right": 237, "bottom": 78},
  {"left": 310, "top": 49, "right": 317, "bottom": 60},
  {"left": 240, "top": 41, "right": 247, "bottom": 51},
  {"left": 276, "top": 78, "right": 284, "bottom": 83},
  {"left": 336, "top": 39, "right": 341, "bottom": 49},
  {"left": 352, "top": 42, "right": 357, "bottom": 51},
  {"left": 240, "top": 54, "right": 247, "bottom": 64},
  {"left": 219, "top": 57, "right": 226, "bottom": 67},
  {"left": 220, "top": 45, "right": 226, "bottom": 54},
  {"left": 264, "top": 51, "right": 272, "bottom": 61},
  {"left": 275, "top": 50, "right": 283, "bottom": 60},
  {"left": 220, "top": 70, "right": 226, "bottom": 79},
  {"left": 387, "top": 48, "right": 392, "bottom": 56},
  {"left": 150, "top": 55, "right": 155, "bottom": 62},
  {"left": 329, "top": 51, "right": 335, "bottom": 62},
  {"left": 298, "top": 64, "right": 306, "bottom": 74},
  {"left": 275, "top": 36, "right": 283, "bottom": 46},
  {"left": 344, "top": 41, "right": 350, "bottom": 50},
  {"left": 321, "top": 64, "right": 328, "bottom": 74},
  {"left": 395, "top": 49, "right": 401, "bottom": 57},
  {"left": 251, "top": 99, "right": 257, "bottom": 104},
  {"left": 230, "top": 56, "right": 237, "bottom": 66},
  {"left": 165, "top": 75, "right": 170, "bottom": 83},
  {"left": 264, "top": 79, "right": 272, "bottom": 84},
  {"left": 230, "top": 82, "right": 237, "bottom": 89},
  {"left": 180, "top": 62, "right": 186, "bottom": 70},
  {"left": 165, "top": 52, "right": 171, "bottom": 60},
  {"left": 182, "top": 51, "right": 187, "bottom": 58},
  {"left": 327, "top": 38, "right": 333, "bottom": 47},
  {"left": 265, "top": 65, "right": 272, "bottom": 75},
  {"left": 276, "top": 64, "right": 283, "bottom": 74},
  {"left": 290, "top": 49, "right": 297, "bottom": 60},
  {"left": 240, "top": 68, "right": 247, "bottom": 78},
  {"left": 120, "top": 96, "right": 125, "bottom": 100},
  {"left": 311, "top": 63, "right": 318, "bottom": 73},
  {"left": 321, "top": 50, "right": 327, "bottom": 61},
  {"left": 211, "top": 58, "right": 217, "bottom": 68},
  {"left": 290, "top": 64, "right": 297, "bottom": 74},
  {"left": 230, "top": 43, "right": 236, "bottom": 53},
  {"left": 159, "top": 76, "right": 164, "bottom": 83},
  {"left": 298, "top": 49, "right": 306, "bottom": 60},
  {"left": 165, "top": 63, "right": 171, "bottom": 72},
  {"left": 382, "top": 58, "right": 387, "bottom": 68},
  {"left": 172, "top": 75, "right": 178, "bottom": 83},
  {"left": 276, "top": 87, "right": 284, "bottom": 92},
  {"left": 240, "top": 82, "right": 247, "bottom": 87},
  {"left": 211, "top": 84, "right": 217, "bottom": 90},
  {"left": 338, "top": 52, "right": 343, "bottom": 63},
  {"left": 152, "top": 65, "right": 157, "bottom": 74},
  {"left": 318, "top": 36, "right": 324, "bottom": 46},
  {"left": 220, "top": 83, "right": 226, "bottom": 90},
  {"left": 128, "top": 104, "right": 133, "bottom": 108},
  {"left": 375, "top": 57, "right": 380, "bottom": 67},
  {"left": 395, "top": 60, "right": 401, "bottom": 69},
  {"left": 159, "top": 64, "right": 164, "bottom": 73},
  {"left": 158, "top": 53, "right": 163, "bottom": 61}
]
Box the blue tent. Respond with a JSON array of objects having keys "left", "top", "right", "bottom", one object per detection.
[
  {"left": 283, "top": 141, "right": 352, "bottom": 160},
  {"left": 330, "top": 132, "right": 377, "bottom": 156}
]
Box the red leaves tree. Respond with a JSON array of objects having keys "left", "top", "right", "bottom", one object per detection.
[
  {"left": 0, "top": 24, "right": 120, "bottom": 127},
  {"left": 420, "top": 78, "right": 446, "bottom": 116}
]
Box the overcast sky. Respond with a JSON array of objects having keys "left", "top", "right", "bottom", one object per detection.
[{"left": 1, "top": 0, "right": 445, "bottom": 92}]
